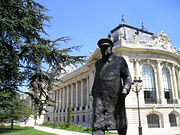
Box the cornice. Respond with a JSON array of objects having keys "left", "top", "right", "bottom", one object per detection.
[
  {"left": 114, "top": 45, "right": 180, "bottom": 63},
  {"left": 56, "top": 67, "right": 89, "bottom": 87}
]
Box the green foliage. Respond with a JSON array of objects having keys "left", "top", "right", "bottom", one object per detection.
[
  {"left": 66, "top": 124, "right": 92, "bottom": 133},
  {"left": 0, "top": 0, "right": 85, "bottom": 116},
  {"left": 39, "top": 122, "right": 54, "bottom": 127},
  {"left": 40, "top": 122, "right": 92, "bottom": 133},
  {"left": 56, "top": 122, "right": 68, "bottom": 129},
  {"left": 40, "top": 122, "right": 117, "bottom": 134},
  {"left": 0, "top": 93, "right": 33, "bottom": 128},
  {"left": 40, "top": 121, "right": 68, "bottom": 129}
]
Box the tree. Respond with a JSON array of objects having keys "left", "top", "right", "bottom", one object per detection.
[
  {"left": 0, "top": 93, "right": 33, "bottom": 129},
  {"left": 0, "top": 0, "right": 85, "bottom": 116},
  {"left": 67, "top": 104, "right": 72, "bottom": 128}
]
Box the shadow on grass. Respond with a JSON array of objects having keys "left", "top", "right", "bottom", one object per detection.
[{"left": 0, "top": 127, "right": 25, "bottom": 134}]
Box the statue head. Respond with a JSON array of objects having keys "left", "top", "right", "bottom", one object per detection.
[{"left": 97, "top": 38, "right": 114, "bottom": 57}]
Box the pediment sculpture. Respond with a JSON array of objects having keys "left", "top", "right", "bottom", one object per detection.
[{"left": 150, "top": 31, "right": 177, "bottom": 53}]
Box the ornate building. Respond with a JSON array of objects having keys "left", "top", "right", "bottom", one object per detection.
[{"left": 42, "top": 22, "right": 180, "bottom": 130}]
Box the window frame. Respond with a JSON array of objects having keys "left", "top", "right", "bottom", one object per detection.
[
  {"left": 147, "top": 114, "right": 160, "bottom": 128},
  {"left": 142, "top": 65, "right": 157, "bottom": 104}
]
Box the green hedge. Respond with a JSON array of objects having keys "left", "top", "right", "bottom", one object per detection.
[
  {"left": 40, "top": 122, "right": 92, "bottom": 133},
  {"left": 40, "top": 122, "right": 116, "bottom": 134},
  {"left": 39, "top": 122, "right": 54, "bottom": 127}
]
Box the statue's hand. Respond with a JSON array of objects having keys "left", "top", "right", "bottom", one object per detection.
[
  {"left": 122, "top": 88, "right": 128, "bottom": 95},
  {"left": 122, "top": 88, "right": 128, "bottom": 98}
]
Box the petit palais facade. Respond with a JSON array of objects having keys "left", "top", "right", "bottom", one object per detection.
[{"left": 28, "top": 22, "right": 180, "bottom": 130}]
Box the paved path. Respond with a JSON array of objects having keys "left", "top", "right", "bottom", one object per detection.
[{"left": 35, "top": 126, "right": 180, "bottom": 135}]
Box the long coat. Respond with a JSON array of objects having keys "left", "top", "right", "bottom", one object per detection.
[{"left": 92, "top": 53, "right": 132, "bottom": 131}]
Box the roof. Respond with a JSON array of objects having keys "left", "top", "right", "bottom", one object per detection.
[{"left": 110, "top": 24, "right": 154, "bottom": 35}]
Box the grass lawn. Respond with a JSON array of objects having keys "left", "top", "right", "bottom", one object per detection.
[{"left": 0, "top": 126, "right": 57, "bottom": 135}]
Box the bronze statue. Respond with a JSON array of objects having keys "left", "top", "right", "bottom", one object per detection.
[{"left": 92, "top": 38, "right": 132, "bottom": 135}]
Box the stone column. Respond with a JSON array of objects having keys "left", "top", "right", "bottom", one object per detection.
[
  {"left": 67, "top": 85, "right": 69, "bottom": 108},
  {"left": 72, "top": 83, "right": 76, "bottom": 108},
  {"left": 134, "top": 59, "right": 144, "bottom": 104},
  {"left": 172, "top": 65, "right": 178, "bottom": 100},
  {"left": 75, "top": 82, "right": 78, "bottom": 109},
  {"left": 169, "top": 67, "right": 175, "bottom": 100},
  {"left": 60, "top": 89, "right": 62, "bottom": 111},
  {"left": 64, "top": 87, "right": 67, "bottom": 111},
  {"left": 69, "top": 85, "right": 72, "bottom": 106},
  {"left": 64, "top": 87, "right": 66, "bottom": 110},
  {"left": 57, "top": 90, "right": 60, "bottom": 111},
  {"left": 154, "top": 69, "right": 159, "bottom": 102},
  {"left": 81, "top": 80, "right": 84, "bottom": 108},
  {"left": 86, "top": 77, "right": 89, "bottom": 109},
  {"left": 178, "top": 68, "right": 180, "bottom": 99},
  {"left": 59, "top": 89, "right": 62, "bottom": 110},
  {"left": 157, "top": 61, "right": 166, "bottom": 104},
  {"left": 71, "top": 84, "right": 73, "bottom": 108},
  {"left": 62, "top": 88, "right": 65, "bottom": 110},
  {"left": 134, "top": 59, "right": 140, "bottom": 77},
  {"left": 62, "top": 89, "right": 64, "bottom": 111}
]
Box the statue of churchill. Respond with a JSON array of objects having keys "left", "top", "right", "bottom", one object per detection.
[{"left": 92, "top": 38, "right": 132, "bottom": 135}]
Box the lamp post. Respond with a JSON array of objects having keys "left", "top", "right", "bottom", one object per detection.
[{"left": 132, "top": 77, "right": 143, "bottom": 135}]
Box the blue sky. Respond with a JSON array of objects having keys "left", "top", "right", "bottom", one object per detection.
[
  {"left": 20, "top": 0, "right": 179, "bottom": 92},
  {"left": 36, "top": 0, "right": 180, "bottom": 57}
]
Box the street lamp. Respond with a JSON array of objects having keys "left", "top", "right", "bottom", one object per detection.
[{"left": 132, "top": 77, "right": 143, "bottom": 135}]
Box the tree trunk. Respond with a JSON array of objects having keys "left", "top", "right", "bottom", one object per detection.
[{"left": 11, "top": 119, "right": 14, "bottom": 129}]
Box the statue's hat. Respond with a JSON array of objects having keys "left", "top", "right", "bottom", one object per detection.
[{"left": 97, "top": 38, "right": 114, "bottom": 48}]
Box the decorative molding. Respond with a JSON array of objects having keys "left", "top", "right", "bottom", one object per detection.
[{"left": 123, "top": 31, "right": 179, "bottom": 55}]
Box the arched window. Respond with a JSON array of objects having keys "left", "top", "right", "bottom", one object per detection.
[
  {"left": 147, "top": 114, "right": 160, "bottom": 128},
  {"left": 142, "top": 65, "right": 157, "bottom": 104},
  {"left": 169, "top": 113, "right": 177, "bottom": 127},
  {"left": 162, "top": 67, "right": 172, "bottom": 104}
]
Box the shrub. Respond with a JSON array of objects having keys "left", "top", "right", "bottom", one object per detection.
[
  {"left": 84, "top": 127, "right": 92, "bottom": 132},
  {"left": 56, "top": 122, "right": 68, "bottom": 129},
  {"left": 68, "top": 124, "right": 84, "bottom": 130},
  {"left": 39, "top": 122, "right": 53, "bottom": 127},
  {"left": 40, "top": 122, "right": 92, "bottom": 133},
  {"left": 67, "top": 124, "right": 92, "bottom": 133}
]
